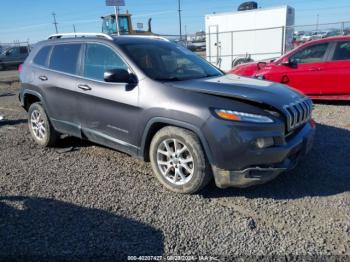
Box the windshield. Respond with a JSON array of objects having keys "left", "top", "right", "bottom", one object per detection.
[
  {"left": 119, "top": 41, "right": 223, "bottom": 81},
  {"left": 102, "top": 16, "right": 130, "bottom": 34}
]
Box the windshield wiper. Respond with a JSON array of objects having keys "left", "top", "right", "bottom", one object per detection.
[{"left": 154, "top": 77, "right": 182, "bottom": 82}]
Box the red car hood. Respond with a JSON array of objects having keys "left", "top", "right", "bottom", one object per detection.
[{"left": 229, "top": 60, "right": 273, "bottom": 77}]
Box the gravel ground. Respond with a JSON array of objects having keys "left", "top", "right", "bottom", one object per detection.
[{"left": 0, "top": 70, "right": 350, "bottom": 260}]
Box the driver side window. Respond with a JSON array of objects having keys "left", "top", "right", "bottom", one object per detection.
[
  {"left": 6, "top": 47, "right": 19, "bottom": 57},
  {"left": 84, "top": 44, "right": 128, "bottom": 81},
  {"left": 290, "top": 43, "right": 329, "bottom": 64}
]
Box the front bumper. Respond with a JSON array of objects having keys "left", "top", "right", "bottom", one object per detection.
[{"left": 211, "top": 121, "right": 315, "bottom": 188}]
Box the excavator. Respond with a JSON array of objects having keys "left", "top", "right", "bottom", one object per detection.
[{"left": 101, "top": 11, "right": 155, "bottom": 35}]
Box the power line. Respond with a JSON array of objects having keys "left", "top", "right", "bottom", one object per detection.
[{"left": 52, "top": 12, "right": 58, "bottom": 33}]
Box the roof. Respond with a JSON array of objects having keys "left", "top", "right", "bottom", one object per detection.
[
  {"left": 302, "top": 35, "right": 350, "bottom": 45},
  {"left": 46, "top": 33, "right": 169, "bottom": 45},
  {"left": 205, "top": 5, "right": 293, "bottom": 18}
]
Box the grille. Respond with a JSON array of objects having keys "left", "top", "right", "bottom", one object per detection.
[{"left": 283, "top": 98, "right": 313, "bottom": 131}]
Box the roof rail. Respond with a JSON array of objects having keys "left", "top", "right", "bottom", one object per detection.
[
  {"left": 116, "top": 35, "right": 170, "bottom": 42},
  {"left": 48, "top": 33, "right": 113, "bottom": 40}
]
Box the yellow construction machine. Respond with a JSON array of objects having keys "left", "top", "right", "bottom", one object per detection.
[{"left": 101, "top": 11, "right": 155, "bottom": 35}]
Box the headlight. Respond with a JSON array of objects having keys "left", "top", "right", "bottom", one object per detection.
[{"left": 215, "top": 109, "right": 274, "bottom": 123}]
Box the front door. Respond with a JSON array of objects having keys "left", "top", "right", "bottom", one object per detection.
[
  {"left": 77, "top": 42, "right": 140, "bottom": 154},
  {"left": 2, "top": 47, "right": 21, "bottom": 67},
  {"left": 282, "top": 42, "right": 330, "bottom": 95}
]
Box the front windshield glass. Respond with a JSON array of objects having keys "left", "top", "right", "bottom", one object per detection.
[{"left": 119, "top": 41, "right": 223, "bottom": 81}]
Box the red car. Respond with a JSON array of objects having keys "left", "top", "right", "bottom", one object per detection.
[{"left": 230, "top": 36, "right": 350, "bottom": 100}]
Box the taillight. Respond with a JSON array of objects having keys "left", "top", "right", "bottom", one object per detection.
[{"left": 18, "top": 64, "right": 23, "bottom": 73}]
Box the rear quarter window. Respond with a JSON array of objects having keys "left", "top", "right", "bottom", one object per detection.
[
  {"left": 33, "top": 46, "right": 51, "bottom": 67},
  {"left": 49, "top": 44, "right": 81, "bottom": 74}
]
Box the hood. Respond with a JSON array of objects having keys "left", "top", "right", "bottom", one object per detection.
[
  {"left": 230, "top": 60, "right": 274, "bottom": 77},
  {"left": 167, "top": 74, "right": 304, "bottom": 110}
]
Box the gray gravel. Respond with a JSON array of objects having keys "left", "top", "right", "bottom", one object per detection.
[{"left": 0, "top": 70, "right": 350, "bottom": 259}]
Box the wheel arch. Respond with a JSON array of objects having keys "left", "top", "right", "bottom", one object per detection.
[
  {"left": 22, "top": 90, "right": 44, "bottom": 111},
  {"left": 140, "top": 117, "right": 213, "bottom": 164}
]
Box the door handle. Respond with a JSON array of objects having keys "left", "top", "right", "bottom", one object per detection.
[
  {"left": 308, "top": 67, "right": 321, "bottom": 71},
  {"left": 77, "top": 84, "right": 92, "bottom": 91},
  {"left": 39, "top": 75, "right": 48, "bottom": 81}
]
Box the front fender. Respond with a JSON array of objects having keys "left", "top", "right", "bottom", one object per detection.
[{"left": 139, "top": 117, "right": 214, "bottom": 164}]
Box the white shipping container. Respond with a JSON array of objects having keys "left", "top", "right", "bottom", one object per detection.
[{"left": 205, "top": 5, "right": 295, "bottom": 71}]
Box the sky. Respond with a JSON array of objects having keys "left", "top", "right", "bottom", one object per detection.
[{"left": 1, "top": 0, "right": 350, "bottom": 43}]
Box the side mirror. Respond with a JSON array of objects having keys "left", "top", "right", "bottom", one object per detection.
[
  {"left": 257, "top": 61, "right": 267, "bottom": 70},
  {"left": 281, "top": 57, "right": 297, "bottom": 68},
  {"left": 104, "top": 69, "right": 137, "bottom": 84}
]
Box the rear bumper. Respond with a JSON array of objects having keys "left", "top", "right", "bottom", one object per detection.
[{"left": 212, "top": 121, "right": 315, "bottom": 188}]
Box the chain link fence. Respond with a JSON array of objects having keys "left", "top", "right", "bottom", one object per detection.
[{"left": 161, "top": 21, "right": 350, "bottom": 71}]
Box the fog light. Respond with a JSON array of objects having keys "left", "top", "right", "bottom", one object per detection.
[{"left": 255, "top": 137, "right": 274, "bottom": 149}]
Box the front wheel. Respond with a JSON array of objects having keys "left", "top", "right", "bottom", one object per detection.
[{"left": 149, "top": 126, "right": 212, "bottom": 194}]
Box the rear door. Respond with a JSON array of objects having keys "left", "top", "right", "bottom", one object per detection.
[
  {"left": 37, "top": 43, "right": 83, "bottom": 137},
  {"left": 77, "top": 42, "right": 140, "bottom": 154},
  {"left": 321, "top": 40, "right": 350, "bottom": 95},
  {"left": 282, "top": 42, "right": 330, "bottom": 95},
  {"left": 207, "top": 25, "right": 219, "bottom": 66}
]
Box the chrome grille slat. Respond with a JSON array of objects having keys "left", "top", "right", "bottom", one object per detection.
[
  {"left": 284, "top": 98, "right": 312, "bottom": 132},
  {"left": 295, "top": 103, "right": 303, "bottom": 124},
  {"left": 300, "top": 101, "right": 307, "bottom": 121}
]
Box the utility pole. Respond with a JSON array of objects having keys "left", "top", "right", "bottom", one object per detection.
[
  {"left": 52, "top": 12, "right": 58, "bottom": 33},
  {"left": 73, "top": 24, "right": 77, "bottom": 37},
  {"left": 178, "top": 0, "right": 182, "bottom": 40},
  {"left": 114, "top": 6, "right": 120, "bottom": 35},
  {"left": 316, "top": 14, "right": 319, "bottom": 31}
]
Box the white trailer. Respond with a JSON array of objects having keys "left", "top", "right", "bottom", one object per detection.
[{"left": 205, "top": 5, "right": 295, "bottom": 71}]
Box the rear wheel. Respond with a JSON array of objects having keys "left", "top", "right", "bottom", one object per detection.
[
  {"left": 149, "top": 126, "right": 211, "bottom": 194},
  {"left": 28, "top": 103, "right": 59, "bottom": 147}
]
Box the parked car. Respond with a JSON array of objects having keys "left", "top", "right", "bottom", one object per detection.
[
  {"left": 300, "top": 32, "right": 313, "bottom": 42},
  {"left": 0, "top": 45, "right": 30, "bottom": 70},
  {"left": 19, "top": 33, "right": 315, "bottom": 194},
  {"left": 230, "top": 36, "right": 350, "bottom": 100}
]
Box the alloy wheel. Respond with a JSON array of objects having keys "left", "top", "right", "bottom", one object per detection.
[
  {"left": 156, "top": 138, "right": 194, "bottom": 185},
  {"left": 30, "top": 109, "right": 46, "bottom": 140}
]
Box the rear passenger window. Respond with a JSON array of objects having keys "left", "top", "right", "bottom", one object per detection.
[
  {"left": 49, "top": 44, "right": 81, "bottom": 74},
  {"left": 20, "top": 46, "right": 28, "bottom": 54},
  {"left": 33, "top": 46, "right": 51, "bottom": 67},
  {"left": 333, "top": 41, "right": 350, "bottom": 61},
  {"left": 84, "top": 43, "right": 128, "bottom": 81}
]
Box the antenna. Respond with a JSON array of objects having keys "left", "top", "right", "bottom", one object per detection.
[{"left": 52, "top": 12, "right": 58, "bottom": 33}]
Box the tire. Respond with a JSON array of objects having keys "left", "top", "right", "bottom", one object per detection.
[
  {"left": 149, "top": 126, "right": 212, "bottom": 194},
  {"left": 0, "top": 63, "right": 4, "bottom": 71},
  {"left": 28, "top": 102, "right": 59, "bottom": 147}
]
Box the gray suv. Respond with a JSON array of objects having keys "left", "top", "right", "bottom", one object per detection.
[{"left": 19, "top": 33, "right": 315, "bottom": 194}]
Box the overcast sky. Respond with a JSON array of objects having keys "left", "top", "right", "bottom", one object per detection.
[{"left": 1, "top": 0, "right": 350, "bottom": 43}]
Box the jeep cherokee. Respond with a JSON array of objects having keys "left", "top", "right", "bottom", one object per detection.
[{"left": 19, "top": 33, "right": 315, "bottom": 193}]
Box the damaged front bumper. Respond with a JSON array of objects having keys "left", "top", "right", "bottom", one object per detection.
[{"left": 212, "top": 122, "right": 315, "bottom": 189}]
